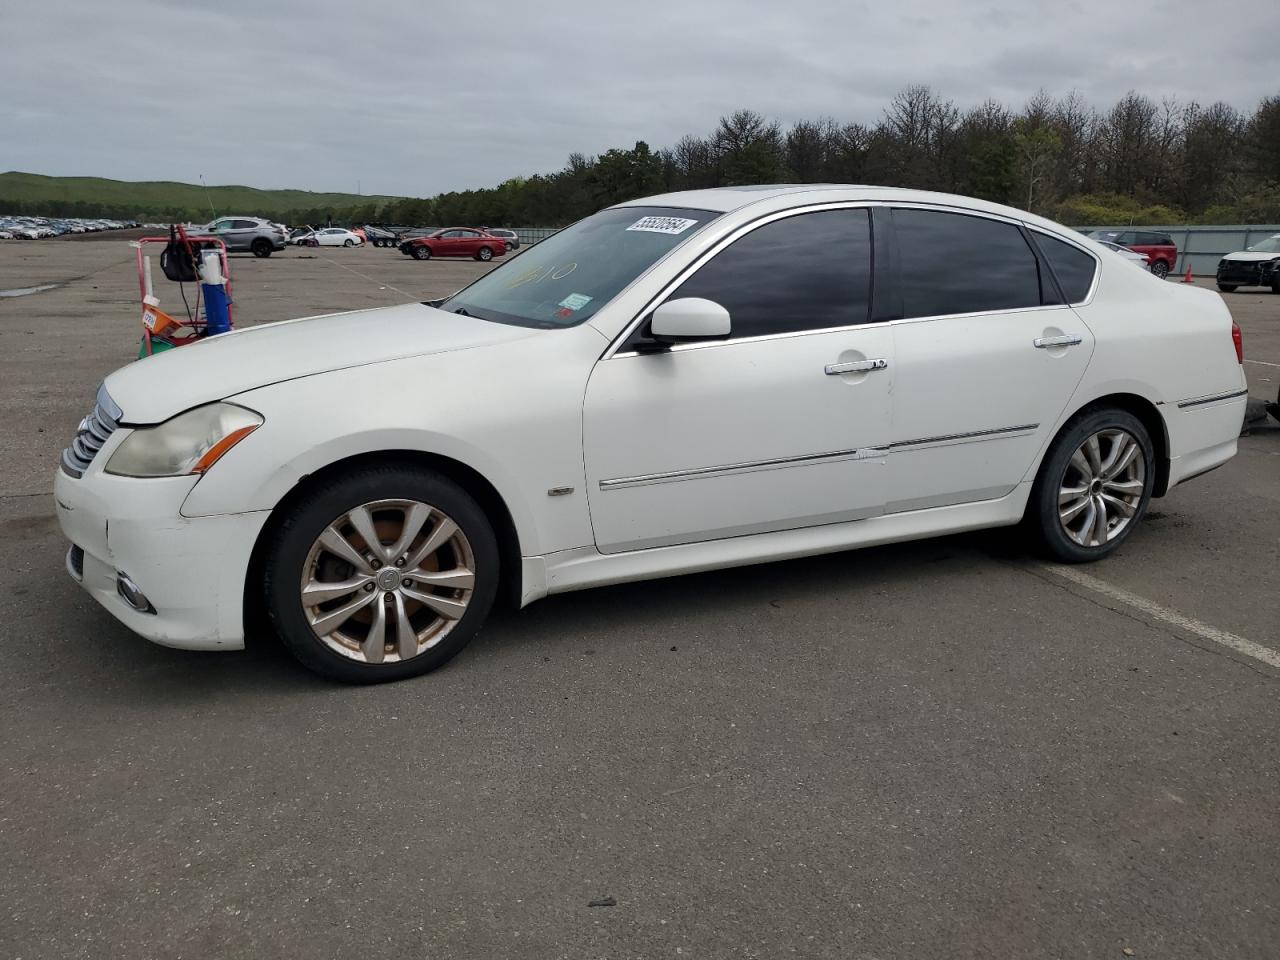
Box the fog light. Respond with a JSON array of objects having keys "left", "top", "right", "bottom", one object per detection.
[{"left": 116, "top": 572, "right": 156, "bottom": 614}]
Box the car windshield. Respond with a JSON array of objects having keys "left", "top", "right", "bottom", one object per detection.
[
  {"left": 438, "top": 206, "right": 719, "bottom": 328},
  {"left": 1246, "top": 235, "right": 1280, "bottom": 253}
]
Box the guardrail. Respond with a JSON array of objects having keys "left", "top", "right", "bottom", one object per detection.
[{"left": 1074, "top": 224, "right": 1280, "bottom": 277}]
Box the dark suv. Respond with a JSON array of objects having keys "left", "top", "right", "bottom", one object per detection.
[{"left": 1088, "top": 230, "right": 1178, "bottom": 279}]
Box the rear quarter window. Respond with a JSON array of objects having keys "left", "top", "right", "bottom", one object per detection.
[{"left": 1035, "top": 232, "right": 1098, "bottom": 304}]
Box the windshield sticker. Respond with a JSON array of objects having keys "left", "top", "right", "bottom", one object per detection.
[
  {"left": 626, "top": 216, "right": 698, "bottom": 235},
  {"left": 558, "top": 293, "right": 592, "bottom": 311}
]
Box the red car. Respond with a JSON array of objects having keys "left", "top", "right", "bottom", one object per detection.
[
  {"left": 1087, "top": 230, "right": 1179, "bottom": 279},
  {"left": 398, "top": 227, "right": 509, "bottom": 262}
]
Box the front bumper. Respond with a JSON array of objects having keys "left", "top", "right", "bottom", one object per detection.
[
  {"left": 1216, "top": 260, "right": 1277, "bottom": 286},
  {"left": 54, "top": 466, "right": 269, "bottom": 651}
]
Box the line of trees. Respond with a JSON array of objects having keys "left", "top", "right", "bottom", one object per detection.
[
  {"left": 393, "top": 88, "right": 1280, "bottom": 228},
  {"left": 6, "top": 88, "right": 1278, "bottom": 227}
]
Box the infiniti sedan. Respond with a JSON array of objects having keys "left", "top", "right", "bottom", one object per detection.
[{"left": 55, "top": 186, "right": 1248, "bottom": 682}]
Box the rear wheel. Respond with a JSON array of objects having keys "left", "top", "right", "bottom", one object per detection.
[
  {"left": 262, "top": 465, "right": 499, "bottom": 683},
  {"left": 1217, "top": 283, "right": 1237, "bottom": 292},
  {"left": 476, "top": 246, "right": 494, "bottom": 261},
  {"left": 1028, "top": 408, "right": 1154, "bottom": 563},
  {"left": 413, "top": 245, "right": 432, "bottom": 261},
  {"left": 251, "top": 238, "right": 273, "bottom": 258},
  {"left": 1149, "top": 260, "right": 1169, "bottom": 279}
]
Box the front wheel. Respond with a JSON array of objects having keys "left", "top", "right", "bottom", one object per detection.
[
  {"left": 344, "top": 238, "right": 354, "bottom": 247},
  {"left": 1028, "top": 409, "right": 1154, "bottom": 563},
  {"left": 262, "top": 465, "right": 499, "bottom": 683},
  {"left": 1217, "top": 283, "right": 1237, "bottom": 292},
  {"left": 413, "top": 245, "right": 432, "bottom": 260},
  {"left": 476, "top": 246, "right": 493, "bottom": 261},
  {"left": 1149, "top": 260, "right": 1169, "bottom": 279}
]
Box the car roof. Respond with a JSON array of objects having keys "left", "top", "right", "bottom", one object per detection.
[{"left": 613, "top": 184, "right": 1085, "bottom": 239}]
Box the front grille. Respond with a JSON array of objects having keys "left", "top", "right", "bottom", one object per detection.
[{"left": 60, "top": 384, "right": 122, "bottom": 478}]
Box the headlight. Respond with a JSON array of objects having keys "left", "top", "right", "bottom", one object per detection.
[{"left": 105, "top": 402, "right": 262, "bottom": 477}]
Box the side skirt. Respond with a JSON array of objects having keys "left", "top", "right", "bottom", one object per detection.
[{"left": 519, "top": 483, "right": 1033, "bottom": 604}]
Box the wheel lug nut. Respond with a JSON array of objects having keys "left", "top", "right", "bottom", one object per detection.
[
  {"left": 364, "top": 583, "right": 375, "bottom": 592},
  {"left": 384, "top": 592, "right": 394, "bottom": 602},
  {"left": 394, "top": 558, "right": 405, "bottom": 567},
  {"left": 371, "top": 559, "right": 382, "bottom": 569},
  {"left": 402, "top": 579, "right": 413, "bottom": 589}
]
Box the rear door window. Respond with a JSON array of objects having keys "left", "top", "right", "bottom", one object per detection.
[{"left": 891, "top": 208, "right": 1041, "bottom": 318}]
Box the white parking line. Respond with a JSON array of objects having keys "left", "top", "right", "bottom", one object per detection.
[
  {"left": 320, "top": 256, "right": 418, "bottom": 300},
  {"left": 1040, "top": 564, "right": 1280, "bottom": 670},
  {"left": 1244, "top": 359, "right": 1280, "bottom": 368}
]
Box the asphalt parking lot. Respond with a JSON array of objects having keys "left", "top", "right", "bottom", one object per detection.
[{"left": 2, "top": 239, "right": 1278, "bottom": 959}]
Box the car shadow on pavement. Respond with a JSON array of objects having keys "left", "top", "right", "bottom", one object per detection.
[{"left": 30, "top": 526, "right": 1030, "bottom": 704}]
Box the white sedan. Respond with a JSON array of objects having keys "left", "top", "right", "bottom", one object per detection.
[
  {"left": 295, "top": 227, "right": 364, "bottom": 247},
  {"left": 55, "top": 186, "right": 1248, "bottom": 682}
]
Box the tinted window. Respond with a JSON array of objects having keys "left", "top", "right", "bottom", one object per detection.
[
  {"left": 1035, "top": 232, "right": 1097, "bottom": 303},
  {"left": 892, "top": 209, "right": 1040, "bottom": 318},
  {"left": 664, "top": 208, "right": 871, "bottom": 339},
  {"left": 232, "top": 220, "right": 258, "bottom": 229}
]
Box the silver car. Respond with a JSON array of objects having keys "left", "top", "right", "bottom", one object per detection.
[{"left": 203, "top": 217, "right": 287, "bottom": 257}]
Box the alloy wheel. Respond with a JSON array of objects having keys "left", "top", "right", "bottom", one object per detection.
[
  {"left": 300, "top": 499, "right": 475, "bottom": 663},
  {"left": 1057, "top": 429, "right": 1146, "bottom": 547}
]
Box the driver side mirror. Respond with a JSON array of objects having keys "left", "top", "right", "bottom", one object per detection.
[{"left": 649, "top": 297, "right": 731, "bottom": 345}]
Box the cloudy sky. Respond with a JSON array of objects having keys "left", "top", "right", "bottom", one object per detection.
[{"left": 3, "top": 0, "right": 1275, "bottom": 199}]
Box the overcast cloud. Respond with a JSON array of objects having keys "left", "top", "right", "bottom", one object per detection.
[{"left": 2, "top": 0, "right": 1275, "bottom": 198}]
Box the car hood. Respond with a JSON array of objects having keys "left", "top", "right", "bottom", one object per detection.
[
  {"left": 1221, "top": 251, "right": 1280, "bottom": 263},
  {"left": 104, "top": 302, "right": 537, "bottom": 424}
]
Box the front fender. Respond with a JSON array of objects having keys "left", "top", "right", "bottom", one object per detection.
[{"left": 178, "top": 341, "right": 600, "bottom": 558}]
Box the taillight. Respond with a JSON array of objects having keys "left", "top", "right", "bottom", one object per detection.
[{"left": 1231, "top": 322, "right": 1243, "bottom": 364}]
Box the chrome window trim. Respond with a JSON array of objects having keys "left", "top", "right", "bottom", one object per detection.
[
  {"left": 1176, "top": 388, "right": 1249, "bottom": 409},
  {"left": 598, "top": 422, "right": 1039, "bottom": 490},
  {"left": 603, "top": 199, "right": 1092, "bottom": 360}
]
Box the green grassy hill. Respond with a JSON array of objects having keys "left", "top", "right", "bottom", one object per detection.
[{"left": 0, "top": 171, "right": 409, "bottom": 221}]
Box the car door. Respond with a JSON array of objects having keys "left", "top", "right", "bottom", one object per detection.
[
  {"left": 456, "top": 229, "right": 482, "bottom": 256},
  {"left": 434, "top": 229, "right": 461, "bottom": 255},
  {"left": 883, "top": 206, "right": 1095, "bottom": 513},
  {"left": 583, "top": 207, "right": 893, "bottom": 553}
]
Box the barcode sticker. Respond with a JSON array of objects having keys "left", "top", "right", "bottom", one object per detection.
[{"left": 626, "top": 216, "right": 698, "bottom": 235}]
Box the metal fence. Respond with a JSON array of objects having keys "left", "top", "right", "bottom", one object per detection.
[{"left": 1074, "top": 224, "right": 1280, "bottom": 277}]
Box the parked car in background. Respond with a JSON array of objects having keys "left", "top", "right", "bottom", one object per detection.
[
  {"left": 1096, "top": 240, "right": 1150, "bottom": 267},
  {"left": 287, "top": 227, "right": 315, "bottom": 245},
  {"left": 1215, "top": 234, "right": 1280, "bottom": 293},
  {"left": 310, "top": 227, "right": 364, "bottom": 247},
  {"left": 1087, "top": 230, "right": 1178, "bottom": 279},
  {"left": 55, "top": 185, "right": 1247, "bottom": 683},
  {"left": 482, "top": 228, "right": 521, "bottom": 251},
  {"left": 399, "top": 227, "right": 508, "bottom": 261},
  {"left": 203, "top": 217, "right": 288, "bottom": 257}
]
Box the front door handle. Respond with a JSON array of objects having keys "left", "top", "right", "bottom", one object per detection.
[
  {"left": 825, "top": 358, "right": 888, "bottom": 375},
  {"left": 1033, "top": 335, "right": 1083, "bottom": 349}
]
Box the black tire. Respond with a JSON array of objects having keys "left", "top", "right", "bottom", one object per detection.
[
  {"left": 344, "top": 238, "right": 355, "bottom": 247},
  {"left": 262, "top": 464, "right": 499, "bottom": 683},
  {"left": 251, "top": 239, "right": 273, "bottom": 258},
  {"left": 413, "top": 245, "right": 432, "bottom": 260},
  {"left": 1149, "top": 260, "right": 1169, "bottom": 279},
  {"left": 476, "top": 246, "right": 494, "bottom": 261},
  {"left": 1027, "top": 408, "right": 1155, "bottom": 563},
  {"left": 1217, "top": 283, "right": 1237, "bottom": 293}
]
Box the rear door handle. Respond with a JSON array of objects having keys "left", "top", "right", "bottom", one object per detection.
[
  {"left": 1033, "top": 335, "right": 1083, "bottom": 349},
  {"left": 825, "top": 358, "right": 888, "bottom": 375}
]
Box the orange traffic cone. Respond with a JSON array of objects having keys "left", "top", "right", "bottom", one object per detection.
[{"left": 1180, "top": 262, "right": 1194, "bottom": 283}]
